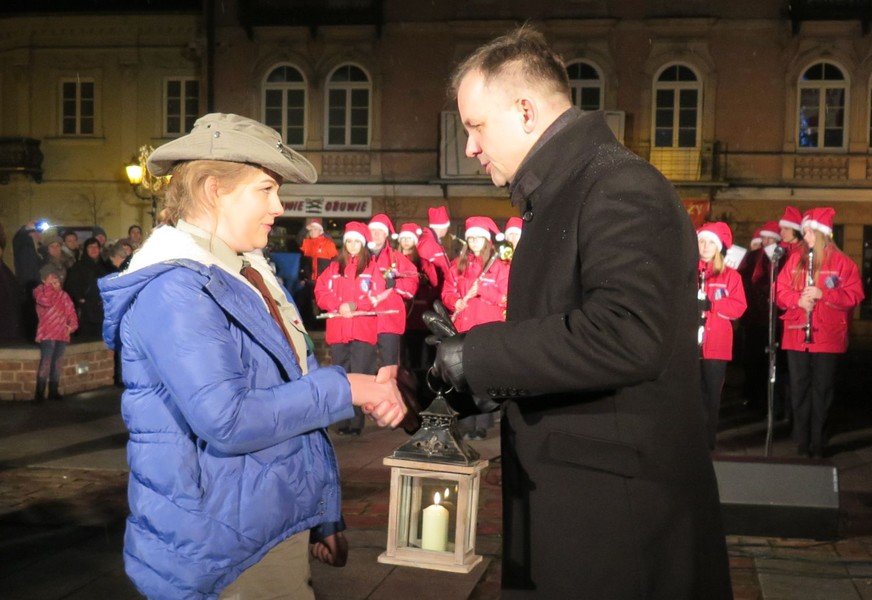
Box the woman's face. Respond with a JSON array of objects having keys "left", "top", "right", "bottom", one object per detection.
[
  {"left": 345, "top": 238, "right": 363, "bottom": 256},
  {"left": 698, "top": 237, "right": 718, "bottom": 261},
  {"left": 86, "top": 243, "right": 101, "bottom": 260},
  {"left": 467, "top": 236, "right": 487, "bottom": 254},
  {"left": 802, "top": 227, "right": 818, "bottom": 248},
  {"left": 214, "top": 166, "right": 283, "bottom": 253},
  {"left": 398, "top": 236, "right": 416, "bottom": 252},
  {"left": 47, "top": 243, "right": 62, "bottom": 258},
  {"left": 506, "top": 231, "right": 521, "bottom": 247}
]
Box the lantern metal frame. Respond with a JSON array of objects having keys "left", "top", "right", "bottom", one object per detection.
[{"left": 378, "top": 389, "right": 489, "bottom": 573}]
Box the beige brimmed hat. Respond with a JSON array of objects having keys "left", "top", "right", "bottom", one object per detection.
[{"left": 147, "top": 113, "right": 317, "bottom": 184}]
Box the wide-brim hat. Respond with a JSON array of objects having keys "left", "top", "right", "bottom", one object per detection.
[{"left": 147, "top": 113, "right": 317, "bottom": 184}]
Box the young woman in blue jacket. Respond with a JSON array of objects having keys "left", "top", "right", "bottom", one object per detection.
[{"left": 99, "top": 113, "right": 406, "bottom": 600}]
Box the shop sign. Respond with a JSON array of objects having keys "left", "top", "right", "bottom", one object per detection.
[{"left": 282, "top": 197, "right": 372, "bottom": 218}]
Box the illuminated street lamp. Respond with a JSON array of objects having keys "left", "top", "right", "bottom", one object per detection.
[{"left": 125, "top": 145, "right": 170, "bottom": 226}]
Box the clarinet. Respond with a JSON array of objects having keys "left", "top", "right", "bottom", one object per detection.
[
  {"left": 697, "top": 269, "right": 707, "bottom": 346},
  {"left": 804, "top": 248, "right": 814, "bottom": 344}
]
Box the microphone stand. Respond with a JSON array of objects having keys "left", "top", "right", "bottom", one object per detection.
[{"left": 764, "top": 245, "right": 785, "bottom": 456}]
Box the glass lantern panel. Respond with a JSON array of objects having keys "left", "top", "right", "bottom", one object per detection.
[{"left": 397, "top": 474, "right": 461, "bottom": 553}]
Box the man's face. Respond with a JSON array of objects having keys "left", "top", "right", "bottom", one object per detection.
[
  {"left": 761, "top": 235, "right": 778, "bottom": 248},
  {"left": 368, "top": 227, "right": 387, "bottom": 250},
  {"left": 431, "top": 225, "right": 448, "bottom": 240},
  {"left": 47, "top": 243, "right": 62, "bottom": 258},
  {"left": 216, "top": 166, "right": 283, "bottom": 252},
  {"left": 307, "top": 225, "right": 323, "bottom": 239},
  {"left": 129, "top": 227, "right": 142, "bottom": 243},
  {"left": 780, "top": 227, "right": 798, "bottom": 243},
  {"left": 64, "top": 235, "right": 79, "bottom": 250},
  {"left": 457, "top": 70, "right": 532, "bottom": 187}
]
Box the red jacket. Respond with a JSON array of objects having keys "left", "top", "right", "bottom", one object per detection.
[
  {"left": 314, "top": 256, "right": 386, "bottom": 345},
  {"left": 301, "top": 235, "right": 338, "bottom": 279},
  {"left": 405, "top": 254, "right": 440, "bottom": 331},
  {"left": 371, "top": 245, "right": 419, "bottom": 335},
  {"left": 416, "top": 228, "right": 454, "bottom": 293},
  {"left": 442, "top": 254, "right": 509, "bottom": 334},
  {"left": 34, "top": 283, "right": 78, "bottom": 343},
  {"left": 776, "top": 248, "right": 864, "bottom": 353},
  {"left": 699, "top": 261, "right": 746, "bottom": 361}
]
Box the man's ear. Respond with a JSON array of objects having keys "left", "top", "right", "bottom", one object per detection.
[{"left": 518, "top": 98, "right": 537, "bottom": 133}]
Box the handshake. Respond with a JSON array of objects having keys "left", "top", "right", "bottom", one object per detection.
[{"left": 347, "top": 365, "right": 422, "bottom": 433}]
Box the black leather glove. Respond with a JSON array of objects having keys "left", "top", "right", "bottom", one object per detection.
[
  {"left": 422, "top": 300, "right": 458, "bottom": 345},
  {"left": 698, "top": 297, "right": 712, "bottom": 312},
  {"left": 433, "top": 334, "right": 468, "bottom": 392}
]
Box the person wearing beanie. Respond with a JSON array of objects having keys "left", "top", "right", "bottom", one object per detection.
[
  {"left": 776, "top": 207, "right": 864, "bottom": 459},
  {"left": 298, "top": 217, "right": 338, "bottom": 328},
  {"left": 315, "top": 221, "right": 390, "bottom": 436},
  {"left": 738, "top": 220, "right": 785, "bottom": 411},
  {"left": 97, "top": 113, "right": 405, "bottom": 599},
  {"left": 697, "top": 222, "right": 747, "bottom": 450},
  {"left": 779, "top": 206, "right": 803, "bottom": 258},
  {"left": 442, "top": 216, "right": 510, "bottom": 440},
  {"left": 397, "top": 222, "right": 440, "bottom": 370},
  {"left": 41, "top": 234, "right": 72, "bottom": 275},
  {"left": 33, "top": 263, "right": 78, "bottom": 401},
  {"left": 367, "top": 214, "right": 418, "bottom": 369}
]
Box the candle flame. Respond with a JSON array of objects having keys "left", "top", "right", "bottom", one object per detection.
[
  {"left": 434, "top": 491, "right": 441, "bottom": 505},
  {"left": 444, "top": 487, "right": 450, "bottom": 499}
]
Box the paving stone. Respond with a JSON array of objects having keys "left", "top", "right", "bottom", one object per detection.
[{"left": 757, "top": 571, "right": 861, "bottom": 600}]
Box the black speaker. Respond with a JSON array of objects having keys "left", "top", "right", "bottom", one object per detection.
[{"left": 713, "top": 457, "right": 840, "bottom": 539}]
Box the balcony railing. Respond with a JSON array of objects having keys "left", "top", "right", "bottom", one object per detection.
[
  {"left": 638, "top": 142, "right": 725, "bottom": 183},
  {"left": 0, "top": 137, "right": 43, "bottom": 184}
]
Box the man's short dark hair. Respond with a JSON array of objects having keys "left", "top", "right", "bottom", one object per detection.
[
  {"left": 449, "top": 25, "right": 570, "bottom": 100},
  {"left": 62, "top": 230, "right": 78, "bottom": 240},
  {"left": 128, "top": 224, "right": 142, "bottom": 235}
]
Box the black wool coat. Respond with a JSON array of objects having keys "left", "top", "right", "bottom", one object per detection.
[{"left": 463, "top": 110, "right": 732, "bottom": 599}]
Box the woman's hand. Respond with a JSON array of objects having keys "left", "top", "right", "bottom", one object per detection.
[
  {"left": 347, "top": 367, "right": 407, "bottom": 429},
  {"left": 802, "top": 285, "right": 823, "bottom": 301},
  {"left": 338, "top": 302, "right": 356, "bottom": 317}
]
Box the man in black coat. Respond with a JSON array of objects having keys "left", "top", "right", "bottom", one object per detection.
[{"left": 431, "top": 27, "right": 732, "bottom": 598}]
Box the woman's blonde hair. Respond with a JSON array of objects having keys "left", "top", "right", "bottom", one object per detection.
[{"left": 162, "top": 160, "right": 253, "bottom": 225}]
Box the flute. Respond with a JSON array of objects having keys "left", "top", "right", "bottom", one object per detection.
[
  {"left": 316, "top": 309, "right": 400, "bottom": 319},
  {"left": 697, "top": 269, "right": 707, "bottom": 346},
  {"left": 804, "top": 248, "right": 814, "bottom": 344}
]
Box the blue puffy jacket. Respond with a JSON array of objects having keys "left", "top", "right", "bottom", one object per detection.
[{"left": 100, "top": 253, "right": 354, "bottom": 599}]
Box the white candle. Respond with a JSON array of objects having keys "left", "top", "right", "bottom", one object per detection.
[{"left": 421, "top": 492, "right": 449, "bottom": 552}]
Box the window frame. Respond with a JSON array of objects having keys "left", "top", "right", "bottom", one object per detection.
[
  {"left": 59, "top": 77, "right": 97, "bottom": 137},
  {"left": 651, "top": 62, "right": 702, "bottom": 149},
  {"left": 796, "top": 60, "right": 849, "bottom": 152},
  {"left": 324, "top": 63, "right": 372, "bottom": 149},
  {"left": 566, "top": 59, "right": 604, "bottom": 112},
  {"left": 261, "top": 64, "right": 308, "bottom": 148},
  {"left": 163, "top": 76, "right": 201, "bottom": 138}
]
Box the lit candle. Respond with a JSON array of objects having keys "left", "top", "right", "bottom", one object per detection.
[{"left": 421, "top": 491, "right": 449, "bottom": 552}]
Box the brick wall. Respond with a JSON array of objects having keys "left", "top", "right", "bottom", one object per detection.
[{"left": 0, "top": 342, "right": 115, "bottom": 401}]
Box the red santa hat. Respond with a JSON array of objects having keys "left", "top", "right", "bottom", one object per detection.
[
  {"left": 779, "top": 206, "right": 802, "bottom": 232},
  {"left": 305, "top": 217, "right": 323, "bottom": 231},
  {"left": 368, "top": 213, "right": 398, "bottom": 239},
  {"left": 750, "top": 228, "right": 763, "bottom": 246},
  {"left": 758, "top": 221, "right": 782, "bottom": 241},
  {"left": 465, "top": 216, "right": 505, "bottom": 242},
  {"left": 397, "top": 222, "right": 423, "bottom": 243},
  {"left": 504, "top": 216, "right": 523, "bottom": 237},
  {"left": 801, "top": 207, "right": 835, "bottom": 237},
  {"left": 697, "top": 221, "right": 733, "bottom": 252},
  {"left": 428, "top": 205, "right": 451, "bottom": 229},
  {"left": 343, "top": 221, "right": 371, "bottom": 246}
]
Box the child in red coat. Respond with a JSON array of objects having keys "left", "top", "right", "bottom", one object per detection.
[
  {"left": 315, "top": 222, "right": 387, "bottom": 435},
  {"left": 776, "top": 207, "right": 864, "bottom": 458},
  {"left": 33, "top": 264, "right": 79, "bottom": 401},
  {"left": 697, "top": 222, "right": 747, "bottom": 450}
]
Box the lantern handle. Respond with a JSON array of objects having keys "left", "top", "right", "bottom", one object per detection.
[{"left": 426, "top": 366, "right": 453, "bottom": 396}]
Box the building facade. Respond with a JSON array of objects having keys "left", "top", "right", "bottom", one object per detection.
[{"left": 1, "top": 0, "right": 870, "bottom": 343}]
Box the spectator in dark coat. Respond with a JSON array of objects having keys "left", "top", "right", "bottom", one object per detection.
[
  {"left": 13, "top": 222, "right": 43, "bottom": 339},
  {"left": 64, "top": 237, "right": 107, "bottom": 340},
  {"left": 0, "top": 237, "right": 23, "bottom": 343}
]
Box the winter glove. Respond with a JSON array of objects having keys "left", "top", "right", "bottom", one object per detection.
[
  {"left": 433, "top": 334, "right": 468, "bottom": 393},
  {"left": 422, "top": 300, "right": 458, "bottom": 345}
]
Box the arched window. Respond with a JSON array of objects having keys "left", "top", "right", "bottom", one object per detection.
[
  {"left": 326, "top": 64, "right": 371, "bottom": 147},
  {"left": 653, "top": 64, "right": 701, "bottom": 148},
  {"left": 566, "top": 60, "right": 603, "bottom": 111},
  {"left": 798, "top": 62, "right": 847, "bottom": 149},
  {"left": 263, "top": 64, "right": 306, "bottom": 146}
]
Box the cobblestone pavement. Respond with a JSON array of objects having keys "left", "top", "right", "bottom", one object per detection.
[{"left": 2, "top": 379, "right": 872, "bottom": 598}]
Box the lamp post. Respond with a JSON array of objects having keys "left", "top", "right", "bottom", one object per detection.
[{"left": 125, "top": 145, "right": 170, "bottom": 227}]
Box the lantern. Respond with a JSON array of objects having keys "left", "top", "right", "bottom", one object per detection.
[{"left": 378, "top": 392, "right": 489, "bottom": 573}]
